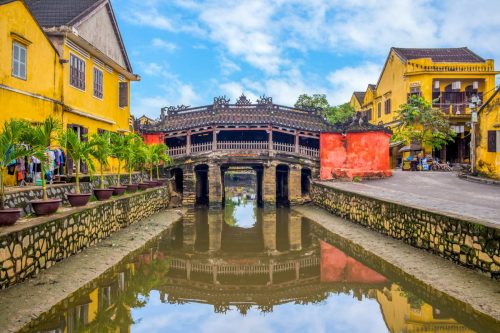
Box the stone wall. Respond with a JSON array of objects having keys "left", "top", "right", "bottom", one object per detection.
[
  {"left": 0, "top": 186, "right": 170, "bottom": 289},
  {"left": 4, "top": 173, "right": 145, "bottom": 217},
  {"left": 311, "top": 182, "right": 500, "bottom": 278}
]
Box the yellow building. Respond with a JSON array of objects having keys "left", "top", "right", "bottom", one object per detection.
[
  {"left": 376, "top": 284, "right": 474, "bottom": 333},
  {"left": 476, "top": 87, "right": 500, "bottom": 179},
  {"left": 0, "top": 0, "right": 139, "bottom": 176},
  {"left": 351, "top": 47, "right": 498, "bottom": 167}
]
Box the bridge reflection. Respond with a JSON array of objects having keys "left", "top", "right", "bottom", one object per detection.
[{"left": 24, "top": 205, "right": 482, "bottom": 333}]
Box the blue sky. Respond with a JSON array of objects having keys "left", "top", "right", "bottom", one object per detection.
[{"left": 112, "top": 0, "right": 500, "bottom": 119}]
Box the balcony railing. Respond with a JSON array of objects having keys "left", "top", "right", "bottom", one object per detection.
[{"left": 168, "top": 141, "right": 319, "bottom": 159}]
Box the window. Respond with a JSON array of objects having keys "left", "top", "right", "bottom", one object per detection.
[
  {"left": 93, "top": 67, "right": 103, "bottom": 99},
  {"left": 119, "top": 82, "right": 128, "bottom": 108},
  {"left": 70, "top": 54, "right": 85, "bottom": 90},
  {"left": 366, "top": 109, "right": 372, "bottom": 121},
  {"left": 488, "top": 131, "right": 499, "bottom": 152},
  {"left": 12, "top": 42, "right": 27, "bottom": 79},
  {"left": 377, "top": 102, "right": 382, "bottom": 118},
  {"left": 384, "top": 99, "right": 391, "bottom": 114}
]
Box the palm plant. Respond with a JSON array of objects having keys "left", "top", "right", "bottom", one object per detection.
[
  {"left": 133, "top": 138, "right": 148, "bottom": 183},
  {"left": 58, "top": 129, "right": 95, "bottom": 194},
  {"left": 90, "top": 132, "right": 112, "bottom": 189},
  {"left": 151, "top": 144, "right": 170, "bottom": 180},
  {"left": 0, "top": 119, "right": 30, "bottom": 210},
  {"left": 124, "top": 134, "right": 138, "bottom": 186},
  {"left": 23, "top": 117, "right": 61, "bottom": 201},
  {"left": 110, "top": 133, "right": 128, "bottom": 186}
]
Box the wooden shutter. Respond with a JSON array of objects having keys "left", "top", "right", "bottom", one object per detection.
[
  {"left": 119, "top": 82, "right": 128, "bottom": 108},
  {"left": 488, "top": 131, "right": 497, "bottom": 152}
]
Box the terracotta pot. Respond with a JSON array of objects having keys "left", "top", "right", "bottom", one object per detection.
[
  {"left": 126, "top": 184, "right": 138, "bottom": 193},
  {"left": 111, "top": 186, "right": 127, "bottom": 196},
  {"left": 0, "top": 208, "right": 22, "bottom": 226},
  {"left": 30, "top": 199, "right": 62, "bottom": 216},
  {"left": 138, "top": 183, "right": 149, "bottom": 190},
  {"left": 66, "top": 193, "right": 92, "bottom": 207},
  {"left": 93, "top": 189, "right": 114, "bottom": 201}
]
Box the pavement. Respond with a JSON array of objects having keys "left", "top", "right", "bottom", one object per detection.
[{"left": 318, "top": 170, "right": 500, "bottom": 226}]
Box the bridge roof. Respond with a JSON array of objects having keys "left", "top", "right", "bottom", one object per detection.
[{"left": 149, "top": 95, "right": 337, "bottom": 133}]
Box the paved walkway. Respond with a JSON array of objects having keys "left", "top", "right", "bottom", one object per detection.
[{"left": 318, "top": 170, "right": 500, "bottom": 226}]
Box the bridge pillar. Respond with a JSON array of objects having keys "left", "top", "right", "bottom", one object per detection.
[
  {"left": 182, "top": 164, "right": 196, "bottom": 206},
  {"left": 208, "top": 210, "right": 223, "bottom": 252},
  {"left": 262, "top": 163, "right": 276, "bottom": 207},
  {"left": 262, "top": 208, "right": 277, "bottom": 253},
  {"left": 289, "top": 164, "right": 302, "bottom": 204},
  {"left": 208, "top": 163, "right": 223, "bottom": 207},
  {"left": 183, "top": 211, "right": 196, "bottom": 251},
  {"left": 288, "top": 211, "right": 302, "bottom": 251}
]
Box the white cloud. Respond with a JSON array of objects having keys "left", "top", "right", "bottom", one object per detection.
[
  {"left": 152, "top": 38, "right": 177, "bottom": 53},
  {"left": 327, "top": 62, "right": 382, "bottom": 105},
  {"left": 131, "top": 69, "right": 201, "bottom": 118},
  {"left": 139, "top": 62, "right": 163, "bottom": 76}
]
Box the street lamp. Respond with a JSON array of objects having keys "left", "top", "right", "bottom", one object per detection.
[{"left": 469, "top": 95, "right": 481, "bottom": 175}]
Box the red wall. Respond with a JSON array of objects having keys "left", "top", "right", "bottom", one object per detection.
[
  {"left": 320, "top": 241, "right": 387, "bottom": 283},
  {"left": 142, "top": 133, "right": 164, "bottom": 145},
  {"left": 320, "top": 131, "right": 391, "bottom": 180}
]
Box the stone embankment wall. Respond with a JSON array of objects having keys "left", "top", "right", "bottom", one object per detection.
[
  {"left": 311, "top": 183, "right": 500, "bottom": 278},
  {"left": 0, "top": 186, "right": 169, "bottom": 289},
  {"left": 4, "top": 173, "right": 144, "bottom": 216}
]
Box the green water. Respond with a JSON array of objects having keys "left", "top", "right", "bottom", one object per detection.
[{"left": 20, "top": 197, "right": 499, "bottom": 333}]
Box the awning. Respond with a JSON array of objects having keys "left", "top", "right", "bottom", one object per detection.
[{"left": 399, "top": 144, "right": 422, "bottom": 152}]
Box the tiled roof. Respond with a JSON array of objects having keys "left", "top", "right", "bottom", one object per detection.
[
  {"left": 392, "top": 47, "right": 485, "bottom": 63},
  {"left": 152, "top": 104, "right": 336, "bottom": 133},
  {"left": 0, "top": 0, "right": 16, "bottom": 5},
  {"left": 25, "top": 0, "right": 104, "bottom": 27},
  {"left": 368, "top": 84, "right": 376, "bottom": 91},
  {"left": 353, "top": 92, "right": 365, "bottom": 105}
]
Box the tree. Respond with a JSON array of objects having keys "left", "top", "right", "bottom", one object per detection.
[
  {"left": 294, "top": 94, "right": 355, "bottom": 125},
  {"left": 325, "top": 103, "right": 355, "bottom": 124},
  {"left": 0, "top": 119, "right": 30, "bottom": 209},
  {"left": 90, "top": 132, "right": 112, "bottom": 189},
  {"left": 110, "top": 133, "right": 128, "bottom": 186},
  {"left": 23, "top": 117, "right": 61, "bottom": 201},
  {"left": 151, "top": 144, "right": 170, "bottom": 180},
  {"left": 124, "top": 134, "right": 139, "bottom": 185},
  {"left": 294, "top": 94, "right": 329, "bottom": 110},
  {"left": 58, "top": 129, "right": 95, "bottom": 194},
  {"left": 393, "top": 95, "right": 456, "bottom": 153}
]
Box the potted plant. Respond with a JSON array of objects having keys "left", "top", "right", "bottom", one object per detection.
[
  {"left": 0, "top": 119, "right": 30, "bottom": 225},
  {"left": 58, "top": 129, "right": 95, "bottom": 207},
  {"left": 25, "top": 117, "right": 63, "bottom": 216},
  {"left": 109, "top": 133, "right": 128, "bottom": 196},
  {"left": 152, "top": 143, "right": 170, "bottom": 186},
  {"left": 124, "top": 134, "right": 139, "bottom": 193},
  {"left": 134, "top": 139, "right": 150, "bottom": 190},
  {"left": 90, "top": 132, "right": 114, "bottom": 201}
]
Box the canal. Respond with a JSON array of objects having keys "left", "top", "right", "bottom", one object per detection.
[{"left": 18, "top": 188, "right": 499, "bottom": 332}]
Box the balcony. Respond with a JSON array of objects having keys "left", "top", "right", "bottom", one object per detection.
[
  {"left": 432, "top": 92, "right": 482, "bottom": 116},
  {"left": 168, "top": 141, "right": 320, "bottom": 160}
]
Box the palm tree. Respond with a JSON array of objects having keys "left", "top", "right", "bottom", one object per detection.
[
  {"left": 90, "top": 132, "right": 112, "bottom": 189},
  {"left": 124, "top": 134, "right": 138, "bottom": 186},
  {"left": 110, "top": 133, "right": 128, "bottom": 186},
  {"left": 0, "top": 119, "right": 30, "bottom": 210},
  {"left": 152, "top": 144, "right": 170, "bottom": 180},
  {"left": 58, "top": 129, "right": 95, "bottom": 194},
  {"left": 133, "top": 138, "right": 148, "bottom": 183},
  {"left": 24, "top": 117, "right": 61, "bottom": 201}
]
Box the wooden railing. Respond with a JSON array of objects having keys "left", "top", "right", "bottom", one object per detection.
[
  {"left": 168, "top": 141, "right": 319, "bottom": 159},
  {"left": 216, "top": 141, "right": 268, "bottom": 150}
]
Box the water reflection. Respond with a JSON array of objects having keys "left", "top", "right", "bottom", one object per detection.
[{"left": 22, "top": 195, "right": 493, "bottom": 333}]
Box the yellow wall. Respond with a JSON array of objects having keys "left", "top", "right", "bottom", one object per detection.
[
  {"left": 349, "top": 94, "right": 361, "bottom": 111},
  {"left": 477, "top": 93, "right": 500, "bottom": 179},
  {"left": 0, "top": 0, "right": 63, "bottom": 126}
]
